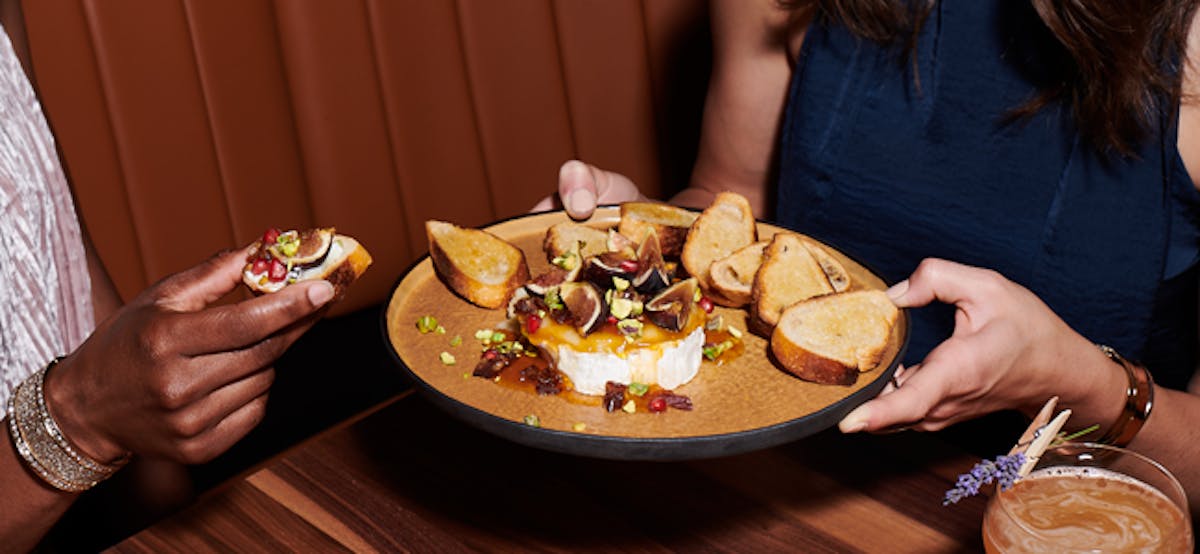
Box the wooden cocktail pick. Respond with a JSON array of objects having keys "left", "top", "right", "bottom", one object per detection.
[{"left": 1008, "top": 397, "right": 1071, "bottom": 478}]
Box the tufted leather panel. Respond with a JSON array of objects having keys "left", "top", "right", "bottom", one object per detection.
[{"left": 22, "top": 0, "right": 710, "bottom": 314}]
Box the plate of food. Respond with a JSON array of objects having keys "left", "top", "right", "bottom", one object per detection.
[{"left": 383, "top": 193, "right": 908, "bottom": 460}]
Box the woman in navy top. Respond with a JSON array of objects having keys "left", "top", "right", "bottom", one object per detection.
[{"left": 540, "top": 0, "right": 1200, "bottom": 509}]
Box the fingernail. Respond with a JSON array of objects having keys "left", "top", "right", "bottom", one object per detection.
[
  {"left": 886, "top": 279, "right": 909, "bottom": 302},
  {"left": 566, "top": 188, "right": 596, "bottom": 217},
  {"left": 560, "top": 159, "right": 587, "bottom": 181},
  {"left": 839, "top": 405, "right": 870, "bottom": 433},
  {"left": 308, "top": 281, "right": 335, "bottom": 306}
]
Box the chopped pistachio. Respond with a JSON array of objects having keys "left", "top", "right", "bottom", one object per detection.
[
  {"left": 703, "top": 340, "right": 737, "bottom": 361},
  {"left": 693, "top": 287, "right": 702, "bottom": 302},
  {"left": 474, "top": 329, "right": 493, "bottom": 340},
  {"left": 439, "top": 352, "right": 456, "bottom": 365},
  {"left": 628, "top": 382, "right": 649, "bottom": 397},
  {"left": 491, "top": 331, "right": 505, "bottom": 344},
  {"left": 280, "top": 241, "right": 299, "bottom": 258},
  {"left": 545, "top": 287, "right": 564, "bottom": 310},
  {"left": 728, "top": 326, "right": 744, "bottom": 339},
  {"left": 462, "top": 372, "right": 470, "bottom": 379},
  {"left": 417, "top": 315, "right": 439, "bottom": 333},
  {"left": 630, "top": 300, "right": 644, "bottom": 317},
  {"left": 449, "top": 335, "right": 462, "bottom": 347},
  {"left": 435, "top": 325, "right": 446, "bottom": 334},
  {"left": 610, "top": 297, "right": 634, "bottom": 319},
  {"left": 523, "top": 414, "right": 541, "bottom": 427},
  {"left": 622, "top": 400, "right": 636, "bottom": 414},
  {"left": 572, "top": 422, "right": 587, "bottom": 432},
  {"left": 552, "top": 251, "right": 579, "bottom": 271},
  {"left": 612, "top": 276, "right": 630, "bottom": 291},
  {"left": 617, "top": 319, "right": 644, "bottom": 338},
  {"left": 705, "top": 314, "right": 725, "bottom": 331},
  {"left": 604, "top": 288, "right": 615, "bottom": 306}
]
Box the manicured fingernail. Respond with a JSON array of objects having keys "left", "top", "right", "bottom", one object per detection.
[
  {"left": 308, "top": 281, "right": 335, "bottom": 306},
  {"left": 560, "top": 159, "right": 587, "bottom": 181},
  {"left": 566, "top": 188, "right": 596, "bottom": 217},
  {"left": 839, "top": 405, "right": 870, "bottom": 433},
  {"left": 886, "top": 280, "right": 909, "bottom": 302}
]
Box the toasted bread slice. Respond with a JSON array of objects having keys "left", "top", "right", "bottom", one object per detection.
[
  {"left": 751, "top": 233, "right": 834, "bottom": 328},
  {"left": 770, "top": 290, "right": 899, "bottom": 385},
  {"left": 543, "top": 222, "right": 609, "bottom": 261},
  {"left": 427, "top": 220, "right": 530, "bottom": 309},
  {"left": 707, "top": 241, "right": 768, "bottom": 307},
  {"left": 243, "top": 228, "right": 372, "bottom": 299},
  {"left": 802, "top": 238, "right": 851, "bottom": 292},
  {"left": 618, "top": 201, "right": 698, "bottom": 258},
  {"left": 681, "top": 192, "right": 757, "bottom": 294}
]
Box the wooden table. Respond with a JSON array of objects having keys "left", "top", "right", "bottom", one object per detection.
[{"left": 107, "top": 391, "right": 992, "bottom": 553}]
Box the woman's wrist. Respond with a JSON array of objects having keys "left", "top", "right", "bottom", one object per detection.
[
  {"left": 42, "top": 357, "right": 130, "bottom": 464},
  {"left": 1042, "top": 339, "right": 1130, "bottom": 437}
]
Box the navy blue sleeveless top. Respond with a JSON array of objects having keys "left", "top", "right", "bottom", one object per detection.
[{"left": 775, "top": 1, "right": 1200, "bottom": 390}]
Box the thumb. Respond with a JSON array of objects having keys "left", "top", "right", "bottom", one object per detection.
[
  {"left": 149, "top": 248, "right": 254, "bottom": 312},
  {"left": 559, "top": 160, "right": 599, "bottom": 220}
]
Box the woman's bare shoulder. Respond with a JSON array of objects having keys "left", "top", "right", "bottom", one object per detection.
[{"left": 1176, "top": 10, "right": 1200, "bottom": 189}]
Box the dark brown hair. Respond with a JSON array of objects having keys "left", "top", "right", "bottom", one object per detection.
[{"left": 786, "top": 0, "right": 1198, "bottom": 156}]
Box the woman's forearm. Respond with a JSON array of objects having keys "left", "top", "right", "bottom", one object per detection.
[{"left": 0, "top": 419, "right": 78, "bottom": 551}]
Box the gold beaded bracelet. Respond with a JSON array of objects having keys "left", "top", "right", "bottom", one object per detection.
[
  {"left": 1096, "top": 345, "right": 1155, "bottom": 448},
  {"left": 6, "top": 357, "right": 127, "bottom": 492}
]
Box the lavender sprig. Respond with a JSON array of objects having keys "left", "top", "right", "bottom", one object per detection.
[{"left": 942, "top": 452, "right": 1025, "bottom": 506}]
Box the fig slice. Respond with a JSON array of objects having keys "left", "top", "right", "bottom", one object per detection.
[
  {"left": 281, "top": 228, "right": 334, "bottom": 265},
  {"left": 525, "top": 267, "right": 572, "bottom": 296},
  {"left": 582, "top": 251, "right": 637, "bottom": 289},
  {"left": 632, "top": 230, "right": 669, "bottom": 294},
  {"left": 644, "top": 277, "right": 698, "bottom": 332},
  {"left": 559, "top": 282, "right": 606, "bottom": 335}
]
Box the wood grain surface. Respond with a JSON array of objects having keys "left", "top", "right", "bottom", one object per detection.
[{"left": 109, "top": 391, "right": 990, "bottom": 553}]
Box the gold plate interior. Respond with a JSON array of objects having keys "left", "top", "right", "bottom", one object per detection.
[{"left": 385, "top": 208, "right": 907, "bottom": 441}]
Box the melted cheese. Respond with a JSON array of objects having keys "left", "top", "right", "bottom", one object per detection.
[{"left": 524, "top": 309, "right": 706, "bottom": 395}]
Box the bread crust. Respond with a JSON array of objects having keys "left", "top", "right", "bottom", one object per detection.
[
  {"left": 801, "top": 238, "right": 851, "bottom": 293},
  {"left": 681, "top": 192, "right": 756, "bottom": 294},
  {"left": 619, "top": 201, "right": 697, "bottom": 258},
  {"left": 543, "top": 222, "right": 608, "bottom": 261},
  {"left": 769, "top": 290, "right": 898, "bottom": 386},
  {"left": 770, "top": 336, "right": 859, "bottom": 386},
  {"left": 707, "top": 240, "right": 768, "bottom": 307},
  {"left": 427, "top": 221, "right": 530, "bottom": 309},
  {"left": 322, "top": 239, "right": 373, "bottom": 299}
]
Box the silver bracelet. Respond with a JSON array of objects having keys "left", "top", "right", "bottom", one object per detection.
[{"left": 7, "top": 357, "right": 127, "bottom": 492}]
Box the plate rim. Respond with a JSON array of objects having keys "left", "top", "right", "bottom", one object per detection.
[{"left": 380, "top": 206, "right": 910, "bottom": 461}]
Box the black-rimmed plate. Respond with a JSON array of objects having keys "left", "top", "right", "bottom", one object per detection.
[{"left": 382, "top": 207, "right": 908, "bottom": 460}]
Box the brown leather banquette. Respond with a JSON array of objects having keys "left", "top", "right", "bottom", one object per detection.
[{"left": 23, "top": 0, "right": 710, "bottom": 315}]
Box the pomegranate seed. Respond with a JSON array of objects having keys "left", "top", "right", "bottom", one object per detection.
[
  {"left": 484, "top": 350, "right": 497, "bottom": 360},
  {"left": 268, "top": 258, "right": 288, "bottom": 282},
  {"left": 263, "top": 228, "right": 281, "bottom": 244},
  {"left": 250, "top": 257, "right": 269, "bottom": 275},
  {"left": 606, "top": 315, "right": 618, "bottom": 325},
  {"left": 618, "top": 260, "right": 639, "bottom": 273},
  {"left": 526, "top": 314, "right": 542, "bottom": 334},
  {"left": 648, "top": 396, "right": 667, "bottom": 413},
  {"left": 699, "top": 296, "right": 714, "bottom": 313}
]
